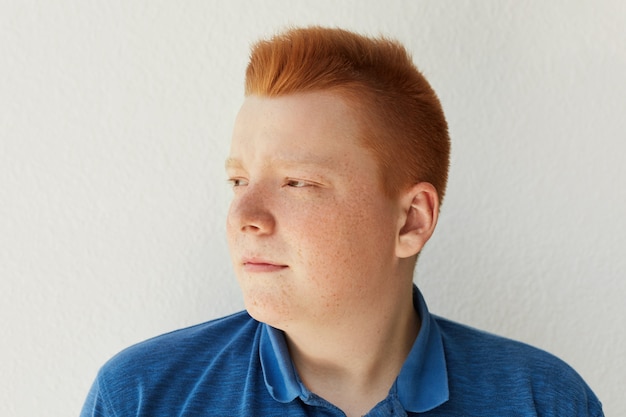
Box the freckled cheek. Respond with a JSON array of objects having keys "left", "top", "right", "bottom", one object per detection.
[{"left": 290, "top": 203, "right": 364, "bottom": 275}]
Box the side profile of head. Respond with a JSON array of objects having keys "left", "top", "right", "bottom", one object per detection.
[
  {"left": 245, "top": 26, "right": 450, "bottom": 201},
  {"left": 227, "top": 27, "right": 450, "bottom": 329}
]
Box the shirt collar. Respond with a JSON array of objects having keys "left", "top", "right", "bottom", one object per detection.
[{"left": 259, "top": 285, "right": 449, "bottom": 412}]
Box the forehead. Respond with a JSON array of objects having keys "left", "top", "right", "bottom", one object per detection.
[
  {"left": 229, "top": 92, "right": 368, "bottom": 165},
  {"left": 234, "top": 92, "right": 358, "bottom": 136}
]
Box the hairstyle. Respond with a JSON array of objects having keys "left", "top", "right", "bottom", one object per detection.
[{"left": 245, "top": 26, "right": 450, "bottom": 202}]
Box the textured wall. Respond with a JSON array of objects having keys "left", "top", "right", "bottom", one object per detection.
[{"left": 1, "top": 1, "right": 624, "bottom": 416}]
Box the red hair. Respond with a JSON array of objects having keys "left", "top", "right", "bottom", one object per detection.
[{"left": 245, "top": 26, "right": 450, "bottom": 201}]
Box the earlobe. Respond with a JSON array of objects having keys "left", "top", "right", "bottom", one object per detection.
[{"left": 396, "top": 183, "right": 439, "bottom": 259}]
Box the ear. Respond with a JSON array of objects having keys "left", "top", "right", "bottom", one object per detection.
[{"left": 395, "top": 182, "right": 440, "bottom": 259}]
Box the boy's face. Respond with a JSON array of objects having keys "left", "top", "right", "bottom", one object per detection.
[{"left": 226, "top": 92, "right": 405, "bottom": 331}]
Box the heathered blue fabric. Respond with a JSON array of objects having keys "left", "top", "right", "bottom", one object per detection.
[{"left": 81, "top": 289, "right": 603, "bottom": 416}]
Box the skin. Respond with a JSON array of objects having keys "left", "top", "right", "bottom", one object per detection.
[{"left": 226, "top": 91, "right": 439, "bottom": 417}]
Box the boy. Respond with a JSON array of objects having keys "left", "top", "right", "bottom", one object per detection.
[{"left": 81, "top": 26, "right": 603, "bottom": 417}]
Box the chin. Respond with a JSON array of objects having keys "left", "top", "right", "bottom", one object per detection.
[
  {"left": 242, "top": 292, "right": 291, "bottom": 330},
  {"left": 246, "top": 307, "right": 291, "bottom": 331}
]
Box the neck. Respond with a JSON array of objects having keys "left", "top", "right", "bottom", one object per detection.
[{"left": 284, "top": 285, "right": 420, "bottom": 417}]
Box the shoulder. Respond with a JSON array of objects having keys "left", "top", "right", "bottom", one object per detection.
[
  {"left": 433, "top": 316, "right": 604, "bottom": 416},
  {"left": 435, "top": 315, "right": 577, "bottom": 375},
  {"left": 102, "top": 310, "right": 258, "bottom": 371},
  {"left": 92, "top": 311, "right": 262, "bottom": 407},
  {"left": 81, "top": 311, "right": 269, "bottom": 416}
]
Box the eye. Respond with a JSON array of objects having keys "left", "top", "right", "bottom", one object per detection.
[
  {"left": 228, "top": 178, "right": 249, "bottom": 187},
  {"left": 285, "top": 179, "right": 310, "bottom": 188}
]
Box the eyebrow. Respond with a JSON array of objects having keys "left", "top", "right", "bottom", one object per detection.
[
  {"left": 224, "top": 158, "right": 243, "bottom": 170},
  {"left": 225, "top": 155, "right": 337, "bottom": 171}
]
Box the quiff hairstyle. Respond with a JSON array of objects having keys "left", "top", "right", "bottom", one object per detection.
[{"left": 245, "top": 26, "right": 450, "bottom": 202}]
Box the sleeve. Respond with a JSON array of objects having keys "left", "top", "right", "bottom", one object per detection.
[{"left": 80, "top": 376, "right": 114, "bottom": 417}]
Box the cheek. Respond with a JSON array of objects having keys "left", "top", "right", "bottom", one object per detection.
[
  {"left": 292, "top": 195, "right": 393, "bottom": 274},
  {"left": 225, "top": 204, "right": 236, "bottom": 242}
]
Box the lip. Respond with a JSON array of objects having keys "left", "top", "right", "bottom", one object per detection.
[{"left": 241, "top": 257, "right": 288, "bottom": 273}]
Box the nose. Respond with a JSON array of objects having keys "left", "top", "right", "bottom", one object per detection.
[{"left": 227, "top": 185, "right": 276, "bottom": 236}]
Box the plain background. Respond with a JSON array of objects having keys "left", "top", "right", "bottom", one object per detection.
[{"left": 2, "top": 1, "right": 624, "bottom": 415}]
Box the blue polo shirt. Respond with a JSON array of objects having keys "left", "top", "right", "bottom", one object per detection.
[{"left": 81, "top": 288, "right": 603, "bottom": 416}]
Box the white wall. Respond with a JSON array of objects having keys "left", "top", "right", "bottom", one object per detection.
[{"left": 2, "top": 1, "right": 624, "bottom": 415}]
